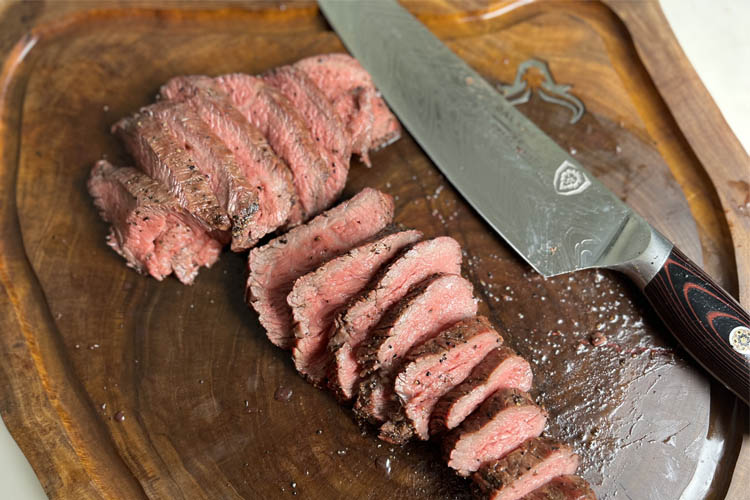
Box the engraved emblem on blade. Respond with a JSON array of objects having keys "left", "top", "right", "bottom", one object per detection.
[
  {"left": 729, "top": 326, "right": 750, "bottom": 355},
  {"left": 497, "top": 59, "right": 585, "bottom": 124},
  {"left": 553, "top": 161, "right": 591, "bottom": 196}
]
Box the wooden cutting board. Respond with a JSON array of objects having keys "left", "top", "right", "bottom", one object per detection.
[{"left": 0, "top": 1, "right": 747, "bottom": 499}]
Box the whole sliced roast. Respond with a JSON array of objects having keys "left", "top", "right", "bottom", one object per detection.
[
  {"left": 147, "top": 100, "right": 260, "bottom": 251},
  {"left": 354, "top": 273, "right": 478, "bottom": 423},
  {"left": 87, "top": 160, "right": 221, "bottom": 284},
  {"left": 472, "top": 438, "right": 580, "bottom": 500},
  {"left": 379, "top": 316, "right": 503, "bottom": 444},
  {"left": 247, "top": 188, "right": 394, "bottom": 349},
  {"left": 159, "top": 75, "right": 296, "bottom": 240},
  {"left": 430, "top": 346, "right": 533, "bottom": 435},
  {"left": 112, "top": 112, "right": 230, "bottom": 232},
  {"left": 289, "top": 228, "right": 422, "bottom": 385},
  {"left": 443, "top": 388, "right": 547, "bottom": 476},
  {"left": 328, "top": 236, "right": 463, "bottom": 402},
  {"left": 522, "top": 475, "right": 595, "bottom": 500}
]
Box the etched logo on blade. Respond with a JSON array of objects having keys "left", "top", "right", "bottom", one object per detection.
[{"left": 553, "top": 160, "right": 591, "bottom": 196}]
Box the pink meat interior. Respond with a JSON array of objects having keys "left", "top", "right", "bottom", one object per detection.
[{"left": 450, "top": 406, "right": 547, "bottom": 476}]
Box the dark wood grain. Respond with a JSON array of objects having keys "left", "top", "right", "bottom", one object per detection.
[
  {"left": 0, "top": 1, "right": 745, "bottom": 499},
  {"left": 644, "top": 246, "right": 750, "bottom": 403}
]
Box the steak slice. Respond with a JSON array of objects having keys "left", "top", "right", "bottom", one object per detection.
[
  {"left": 328, "top": 236, "right": 463, "bottom": 402},
  {"left": 289, "top": 228, "right": 422, "bottom": 385},
  {"left": 263, "top": 65, "right": 351, "bottom": 206},
  {"left": 247, "top": 188, "right": 394, "bottom": 349},
  {"left": 354, "top": 274, "right": 478, "bottom": 423},
  {"left": 160, "top": 76, "right": 296, "bottom": 239},
  {"left": 215, "top": 73, "right": 332, "bottom": 223},
  {"left": 295, "top": 53, "right": 401, "bottom": 165},
  {"left": 146, "top": 100, "right": 260, "bottom": 251},
  {"left": 523, "top": 475, "right": 596, "bottom": 500},
  {"left": 87, "top": 160, "right": 221, "bottom": 284},
  {"left": 379, "top": 316, "right": 503, "bottom": 444},
  {"left": 472, "top": 438, "right": 580, "bottom": 500},
  {"left": 443, "top": 388, "right": 547, "bottom": 476},
  {"left": 112, "top": 112, "right": 229, "bottom": 231},
  {"left": 431, "top": 347, "right": 533, "bottom": 435}
]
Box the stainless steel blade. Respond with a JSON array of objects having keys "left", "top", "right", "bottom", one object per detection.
[{"left": 318, "top": 0, "right": 661, "bottom": 279}]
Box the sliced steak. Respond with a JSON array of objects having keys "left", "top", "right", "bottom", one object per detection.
[
  {"left": 379, "top": 316, "right": 503, "bottom": 444},
  {"left": 112, "top": 112, "right": 229, "bottom": 231},
  {"left": 289, "top": 228, "right": 422, "bottom": 385},
  {"left": 472, "top": 438, "right": 580, "bottom": 500},
  {"left": 431, "top": 347, "right": 533, "bottom": 435},
  {"left": 443, "top": 388, "right": 547, "bottom": 476},
  {"left": 357, "top": 274, "right": 478, "bottom": 377},
  {"left": 354, "top": 274, "right": 478, "bottom": 423},
  {"left": 263, "top": 65, "right": 351, "bottom": 206},
  {"left": 87, "top": 160, "right": 221, "bottom": 284},
  {"left": 146, "top": 100, "right": 260, "bottom": 251},
  {"left": 215, "top": 73, "right": 332, "bottom": 223},
  {"left": 523, "top": 475, "right": 596, "bottom": 500},
  {"left": 328, "top": 236, "right": 463, "bottom": 402},
  {"left": 247, "top": 188, "right": 394, "bottom": 349},
  {"left": 160, "top": 75, "right": 296, "bottom": 239},
  {"left": 295, "top": 53, "right": 400, "bottom": 165}
]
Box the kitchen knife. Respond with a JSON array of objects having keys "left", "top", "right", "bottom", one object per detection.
[{"left": 318, "top": 0, "right": 750, "bottom": 403}]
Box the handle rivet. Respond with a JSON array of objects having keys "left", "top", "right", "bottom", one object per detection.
[{"left": 729, "top": 326, "right": 750, "bottom": 355}]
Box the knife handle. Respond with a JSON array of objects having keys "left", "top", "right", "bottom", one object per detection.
[{"left": 641, "top": 245, "right": 750, "bottom": 404}]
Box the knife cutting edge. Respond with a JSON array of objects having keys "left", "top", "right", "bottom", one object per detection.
[{"left": 318, "top": 0, "right": 750, "bottom": 404}]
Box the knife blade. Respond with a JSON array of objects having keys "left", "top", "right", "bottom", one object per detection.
[{"left": 319, "top": 0, "right": 750, "bottom": 403}]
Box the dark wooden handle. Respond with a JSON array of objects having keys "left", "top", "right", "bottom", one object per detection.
[{"left": 644, "top": 246, "right": 750, "bottom": 404}]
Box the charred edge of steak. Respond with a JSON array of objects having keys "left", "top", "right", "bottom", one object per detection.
[
  {"left": 352, "top": 373, "right": 395, "bottom": 425},
  {"left": 112, "top": 113, "right": 231, "bottom": 232},
  {"left": 147, "top": 99, "right": 261, "bottom": 251},
  {"left": 380, "top": 316, "right": 504, "bottom": 444},
  {"left": 160, "top": 75, "right": 297, "bottom": 239},
  {"left": 471, "top": 438, "right": 579, "bottom": 499}
]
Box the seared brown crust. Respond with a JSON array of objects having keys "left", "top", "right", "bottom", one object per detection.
[
  {"left": 442, "top": 389, "right": 541, "bottom": 458},
  {"left": 523, "top": 475, "right": 596, "bottom": 500},
  {"left": 147, "top": 100, "right": 260, "bottom": 250},
  {"left": 430, "top": 346, "right": 530, "bottom": 435},
  {"left": 379, "top": 316, "right": 503, "bottom": 444},
  {"left": 471, "top": 438, "right": 577, "bottom": 497},
  {"left": 112, "top": 113, "right": 230, "bottom": 231},
  {"left": 160, "top": 75, "right": 297, "bottom": 239}
]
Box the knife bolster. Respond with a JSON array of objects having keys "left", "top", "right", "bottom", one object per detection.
[{"left": 610, "top": 226, "right": 673, "bottom": 289}]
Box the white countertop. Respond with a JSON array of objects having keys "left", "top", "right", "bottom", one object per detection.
[{"left": 1, "top": 1, "right": 748, "bottom": 498}]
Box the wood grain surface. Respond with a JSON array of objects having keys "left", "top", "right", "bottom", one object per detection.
[{"left": 0, "top": 1, "right": 746, "bottom": 499}]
